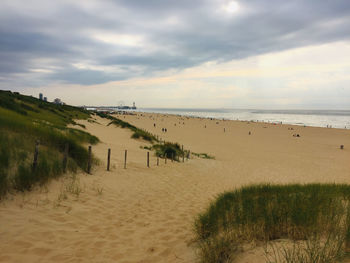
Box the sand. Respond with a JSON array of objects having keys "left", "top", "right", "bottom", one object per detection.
[{"left": 0, "top": 113, "right": 349, "bottom": 262}]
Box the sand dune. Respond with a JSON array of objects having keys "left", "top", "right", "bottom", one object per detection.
[{"left": 1, "top": 113, "right": 349, "bottom": 262}]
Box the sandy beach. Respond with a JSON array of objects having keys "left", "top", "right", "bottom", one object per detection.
[{"left": 0, "top": 112, "right": 349, "bottom": 263}]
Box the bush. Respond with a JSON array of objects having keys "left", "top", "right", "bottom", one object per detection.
[{"left": 152, "top": 142, "right": 185, "bottom": 160}]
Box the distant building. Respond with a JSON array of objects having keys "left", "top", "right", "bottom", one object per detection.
[
  {"left": 132, "top": 102, "right": 136, "bottom": 109},
  {"left": 39, "top": 93, "right": 43, "bottom": 100},
  {"left": 43, "top": 97, "right": 47, "bottom": 102}
]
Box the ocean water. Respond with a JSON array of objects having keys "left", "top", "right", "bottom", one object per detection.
[{"left": 134, "top": 108, "right": 350, "bottom": 129}]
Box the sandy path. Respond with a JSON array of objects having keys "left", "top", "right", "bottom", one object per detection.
[{"left": 0, "top": 114, "right": 349, "bottom": 262}]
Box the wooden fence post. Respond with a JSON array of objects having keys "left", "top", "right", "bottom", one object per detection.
[
  {"left": 63, "top": 143, "right": 69, "bottom": 172},
  {"left": 147, "top": 152, "right": 150, "bottom": 167},
  {"left": 87, "top": 145, "right": 92, "bottom": 174},
  {"left": 107, "top": 148, "right": 111, "bottom": 171},
  {"left": 32, "top": 140, "right": 39, "bottom": 172},
  {"left": 165, "top": 154, "right": 167, "bottom": 164},
  {"left": 182, "top": 145, "right": 184, "bottom": 162},
  {"left": 157, "top": 156, "right": 159, "bottom": 166},
  {"left": 171, "top": 152, "right": 174, "bottom": 162},
  {"left": 124, "top": 150, "right": 127, "bottom": 169}
]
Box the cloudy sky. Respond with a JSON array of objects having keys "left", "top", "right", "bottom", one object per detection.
[{"left": 1, "top": 0, "right": 350, "bottom": 109}]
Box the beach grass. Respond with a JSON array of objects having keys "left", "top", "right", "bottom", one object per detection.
[
  {"left": 152, "top": 142, "right": 186, "bottom": 160},
  {"left": 192, "top": 152, "right": 215, "bottom": 159},
  {"left": 0, "top": 90, "right": 99, "bottom": 199},
  {"left": 194, "top": 184, "right": 350, "bottom": 263}
]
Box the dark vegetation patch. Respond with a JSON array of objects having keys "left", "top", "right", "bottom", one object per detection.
[
  {"left": 152, "top": 142, "right": 187, "bottom": 161},
  {"left": 140, "top": 142, "right": 187, "bottom": 161}
]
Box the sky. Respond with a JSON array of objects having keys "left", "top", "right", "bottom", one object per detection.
[{"left": 1, "top": 0, "right": 350, "bottom": 109}]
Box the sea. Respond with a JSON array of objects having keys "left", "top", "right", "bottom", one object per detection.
[{"left": 133, "top": 108, "right": 350, "bottom": 129}]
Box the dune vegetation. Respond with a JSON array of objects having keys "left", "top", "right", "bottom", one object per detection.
[
  {"left": 99, "top": 112, "right": 159, "bottom": 143},
  {"left": 0, "top": 90, "right": 99, "bottom": 199},
  {"left": 98, "top": 112, "right": 190, "bottom": 160},
  {"left": 191, "top": 152, "right": 215, "bottom": 159},
  {"left": 194, "top": 184, "right": 350, "bottom": 263}
]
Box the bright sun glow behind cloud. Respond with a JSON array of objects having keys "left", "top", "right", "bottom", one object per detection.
[{"left": 224, "top": 1, "right": 240, "bottom": 14}]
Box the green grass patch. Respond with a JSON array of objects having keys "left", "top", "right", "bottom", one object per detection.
[
  {"left": 194, "top": 184, "right": 350, "bottom": 263},
  {"left": 0, "top": 90, "right": 99, "bottom": 199}
]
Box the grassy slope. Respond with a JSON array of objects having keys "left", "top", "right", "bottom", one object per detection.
[{"left": 0, "top": 90, "right": 99, "bottom": 198}]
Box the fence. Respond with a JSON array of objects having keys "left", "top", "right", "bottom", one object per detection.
[{"left": 30, "top": 141, "right": 191, "bottom": 175}]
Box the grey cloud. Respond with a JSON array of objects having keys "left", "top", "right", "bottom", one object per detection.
[
  {"left": 0, "top": 0, "right": 350, "bottom": 86},
  {"left": 50, "top": 68, "right": 123, "bottom": 86}
]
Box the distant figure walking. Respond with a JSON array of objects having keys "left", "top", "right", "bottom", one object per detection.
[{"left": 154, "top": 123, "right": 156, "bottom": 127}]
